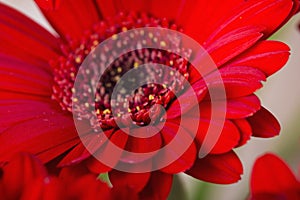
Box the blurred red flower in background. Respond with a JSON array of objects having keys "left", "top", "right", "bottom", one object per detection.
[
  {"left": 0, "top": 0, "right": 299, "bottom": 199},
  {"left": 250, "top": 153, "right": 300, "bottom": 200},
  {"left": 0, "top": 153, "right": 172, "bottom": 200}
]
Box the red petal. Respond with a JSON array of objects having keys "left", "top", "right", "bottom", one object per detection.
[
  {"left": 57, "top": 144, "right": 90, "bottom": 167},
  {"left": 85, "top": 157, "right": 112, "bottom": 174},
  {"left": 35, "top": 0, "right": 61, "bottom": 10},
  {"left": 21, "top": 177, "right": 64, "bottom": 200},
  {"left": 58, "top": 130, "right": 113, "bottom": 167},
  {"left": 159, "top": 122, "right": 197, "bottom": 174},
  {"left": 0, "top": 153, "right": 47, "bottom": 199},
  {"left": 95, "top": 0, "right": 117, "bottom": 18},
  {"left": 184, "top": 0, "right": 243, "bottom": 44},
  {"left": 148, "top": 0, "right": 192, "bottom": 24},
  {"left": 248, "top": 107, "right": 280, "bottom": 138},
  {"left": 0, "top": 55, "right": 53, "bottom": 96},
  {"left": 199, "top": 95, "right": 261, "bottom": 119},
  {"left": 0, "top": 3, "right": 59, "bottom": 63},
  {"left": 250, "top": 153, "right": 300, "bottom": 195},
  {"left": 121, "top": 127, "right": 162, "bottom": 164},
  {"left": 207, "top": 0, "right": 294, "bottom": 42},
  {"left": 232, "top": 119, "right": 252, "bottom": 147},
  {"left": 59, "top": 163, "right": 90, "bottom": 183},
  {"left": 194, "top": 119, "right": 240, "bottom": 154},
  {"left": 205, "top": 26, "right": 263, "bottom": 67},
  {"left": 109, "top": 170, "right": 150, "bottom": 192},
  {"left": 203, "top": 65, "right": 266, "bottom": 98},
  {"left": 166, "top": 83, "right": 207, "bottom": 119},
  {"left": 186, "top": 151, "right": 243, "bottom": 184},
  {"left": 139, "top": 171, "right": 173, "bottom": 200},
  {"left": 0, "top": 102, "right": 79, "bottom": 163},
  {"left": 87, "top": 129, "right": 129, "bottom": 172},
  {"left": 167, "top": 116, "right": 240, "bottom": 155},
  {"left": 35, "top": 0, "right": 101, "bottom": 40},
  {"left": 229, "top": 41, "right": 290, "bottom": 77},
  {"left": 67, "top": 174, "right": 111, "bottom": 199}
]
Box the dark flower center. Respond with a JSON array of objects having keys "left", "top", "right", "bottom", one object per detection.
[{"left": 51, "top": 12, "right": 192, "bottom": 129}]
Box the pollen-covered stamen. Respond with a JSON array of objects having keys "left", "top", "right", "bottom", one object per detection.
[{"left": 51, "top": 12, "right": 192, "bottom": 129}]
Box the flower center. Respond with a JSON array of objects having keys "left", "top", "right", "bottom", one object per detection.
[{"left": 51, "top": 12, "right": 192, "bottom": 129}]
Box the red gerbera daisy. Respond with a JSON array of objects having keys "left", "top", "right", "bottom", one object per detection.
[
  {"left": 250, "top": 153, "right": 300, "bottom": 200},
  {"left": 0, "top": 0, "right": 299, "bottom": 198}
]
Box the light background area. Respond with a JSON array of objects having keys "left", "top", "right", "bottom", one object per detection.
[{"left": 1, "top": 1, "right": 299, "bottom": 199}]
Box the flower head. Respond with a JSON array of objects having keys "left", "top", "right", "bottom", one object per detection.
[{"left": 0, "top": 0, "right": 299, "bottom": 198}]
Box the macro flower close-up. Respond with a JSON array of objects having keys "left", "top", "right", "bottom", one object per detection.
[{"left": 1, "top": 0, "right": 300, "bottom": 199}]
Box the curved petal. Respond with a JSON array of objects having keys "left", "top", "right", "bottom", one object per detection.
[
  {"left": 166, "top": 82, "right": 207, "bottom": 119},
  {"left": 0, "top": 101, "right": 78, "bottom": 163},
  {"left": 228, "top": 41, "right": 290, "bottom": 77},
  {"left": 206, "top": 0, "right": 294, "bottom": 43},
  {"left": 247, "top": 107, "right": 280, "bottom": 138},
  {"left": 158, "top": 122, "right": 197, "bottom": 174},
  {"left": 139, "top": 171, "right": 173, "bottom": 200},
  {"left": 58, "top": 129, "right": 113, "bottom": 167},
  {"left": 0, "top": 153, "right": 47, "bottom": 200},
  {"left": 186, "top": 151, "right": 243, "bottom": 184},
  {"left": 194, "top": 119, "right": 240, "bottom": 154},
  {"left": 250, "top": 154, "right": 300, "bottom": 196},
  {"left": 205, "top": 26, "right": 263, "bottom": 67},
  {"left": 121, "top": 127, "right": 162, "bottom": 163},
  {"left": 202, "top": 65, "right": 266, "bottom": 99},
  {"left": 66, "top": 174, "right": 111, "bottom": 199},
  {"left": 167, "top": 117, "right": 240, "bottom": 154},
  {"left": 199, "top": 95, "right": 261, "bottom": 119},
  {"left": 0, "top": 55, "right": 53, "bottom": 96},
  {"left": 35, "top": 0, "right": 101, "bottom": 40},
  {"left": 86, "top": 129, "right": 128, "bottom": 173},
  {"left": 0, "top": 3, "right": 60, "bottom": 64},
  {"left": 232, "top": 119, "right": 252, "bottom": 147},
  {"left": 183, "top": 0, "right": 243, "bottom": 44},
  {"left": 109, "top": 170, "right": 150, "bottom": 192}
]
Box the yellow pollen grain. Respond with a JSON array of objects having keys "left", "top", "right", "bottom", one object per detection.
[
  {"left": 103, "top": 109, "right": 111, "bottom": 115},
  {"left": 112, "top": 34, "right": 118, "bottom": 40},
  {"left": 75, "top": 56, "right": 82, "bottom": 64},
  {"left": 114, "top": 75, "right": 120, "bottom": 81},
  {"left": 73, "top": 98, "right": 78, "bottom": 102},
  {"left": 70, "top": 72, "right": 75, "bottom": 78},
  {"left": 136, "top": 106, "right": 140, "bottom": 111},
  {"left": 149, "top": 94, "right": 155, "bottom": 100},
  {"left": 96, "top": 109, "right": 100, "bottom": 115},
  {"left": 122, "top": 27, "right": 128, "bottom": 32},
  {"left": 93, "top": 40, "right": 99, "bottom": 46},
  {"left": 148, "top": 33, "right": 154, "bottom": 38},
  {"left": 117, "top": 113, "right": 121, "bottom": 117},
  {"left": 134, "top": 62, "right": 139, "bottom": 68},
  {"left": 160, "top": 41, "right": 167, "bottom": 47},
  {"left": 117, "top": 67, "right": 122, "bottom": 73},
  {"left": 170, "top": 71, "right": 175, "bottom": 76},
  {"left": 169, "top": 60, "right": 174, "bottom": 66},
  {"left": 128, "top": 108, "right": 132, "bottom": 113},
  {"left": 71, "top": 88, "right": 76, "bottom": 93},
  {"left": 84, "top": 103, "right": 90, "bottom": 108},
  {"left": 162, "top": 84, "right": 167, "bottom": 88}
]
